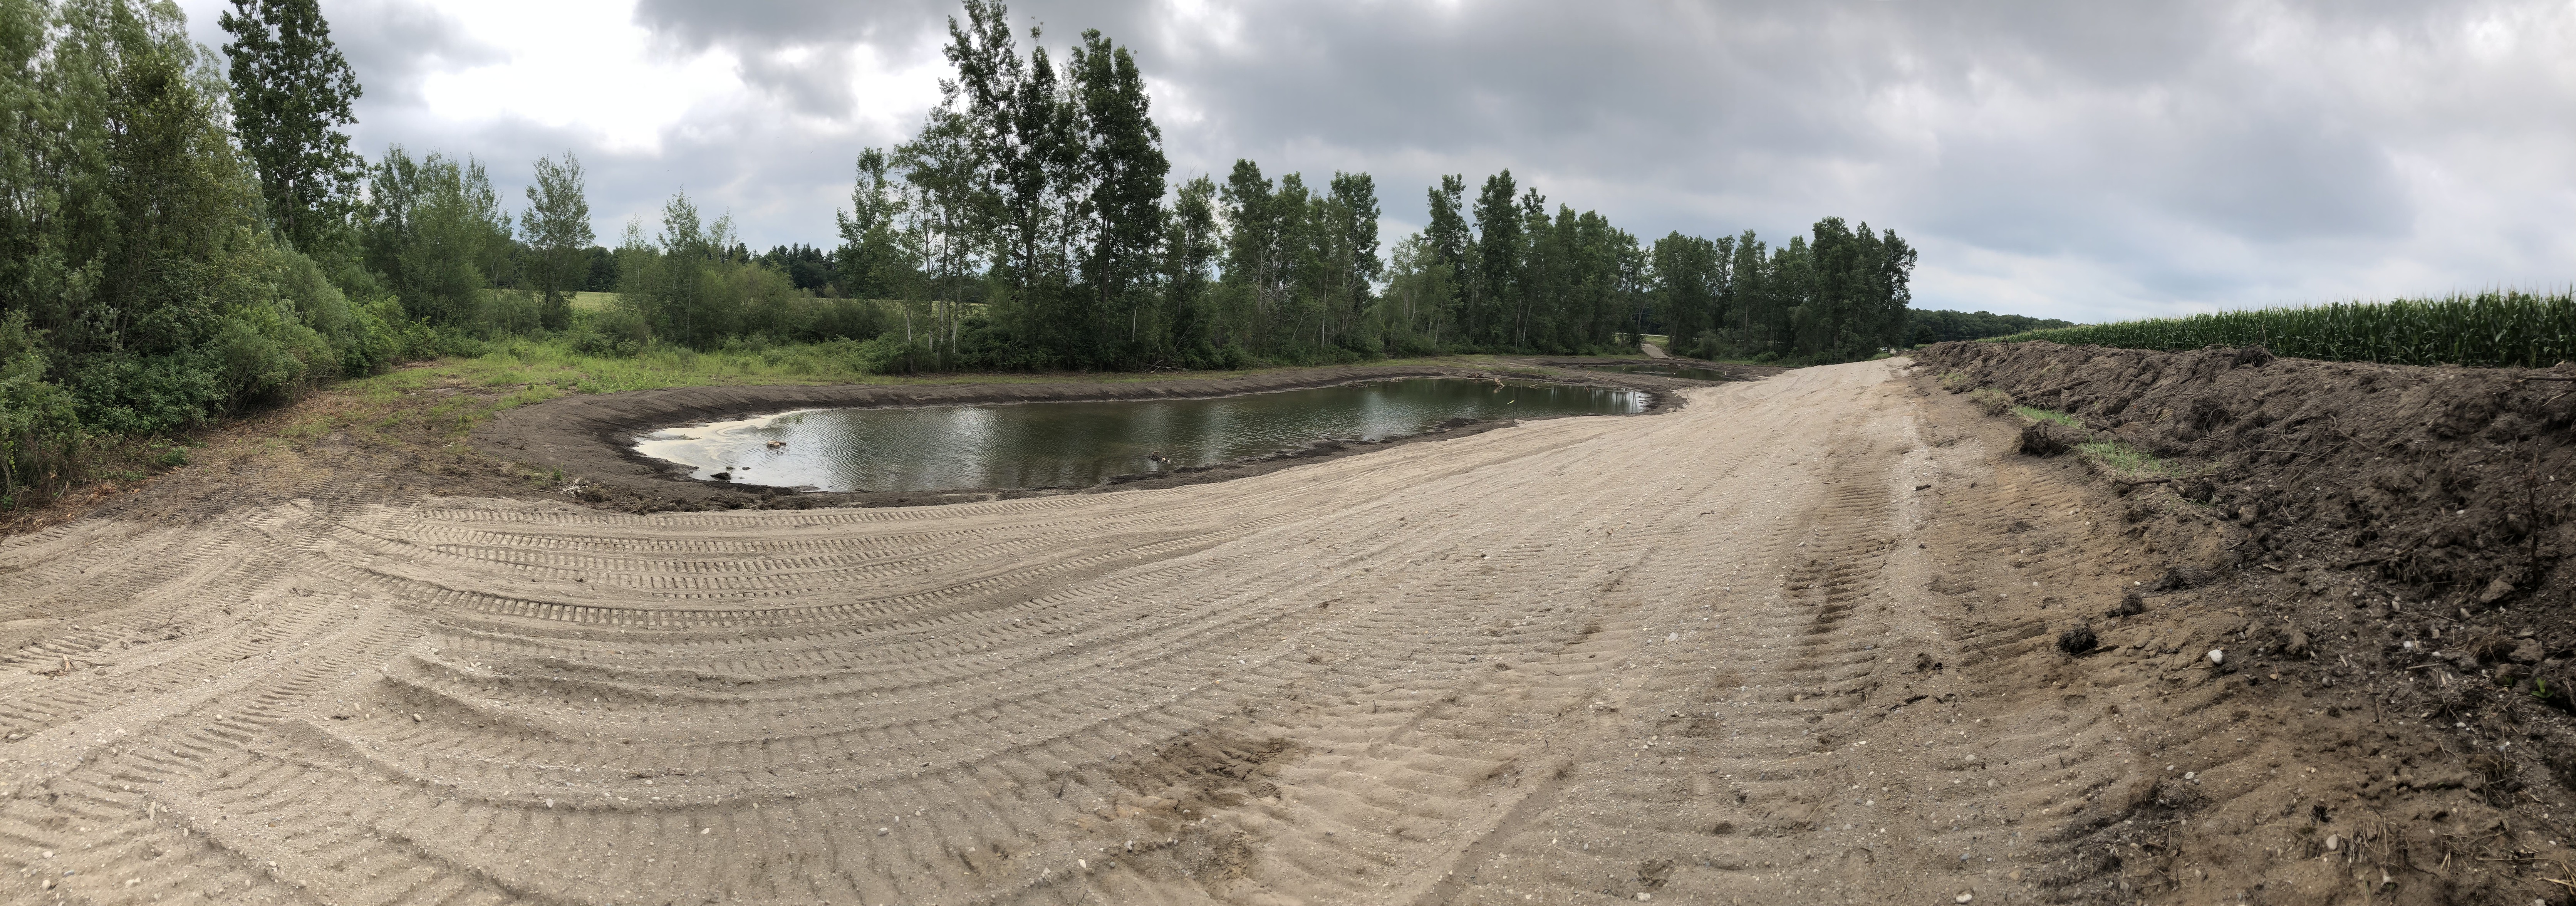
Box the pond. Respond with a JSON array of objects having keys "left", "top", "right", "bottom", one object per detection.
[
  {"left": 633, "top": 378, "right": 1646, "bottom": 492},
  {"left": 1576, "top": 362, "right": 1741, "bottom": 381}
]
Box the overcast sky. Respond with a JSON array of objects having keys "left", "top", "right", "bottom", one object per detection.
[{"left": 175, "top": 0, "right": 2576, "bottom": 323}]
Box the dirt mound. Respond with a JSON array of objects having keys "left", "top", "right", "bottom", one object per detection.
[{"left": 1919, "top": 339, "right": 2576, "bottom": 903}]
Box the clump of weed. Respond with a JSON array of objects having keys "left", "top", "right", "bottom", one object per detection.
[
  {"left": 2011, "top": 405, "right": 2082, "bottom": 428},
  {"left": 2077, "top": 439, "right": 2168, "bottom": 479},
  {"left": 1939, "top": 370, "right": 1977, "bottom": 393},
  {"left": 1967, "top": 387, "right": 2012, "bottom": 416}
]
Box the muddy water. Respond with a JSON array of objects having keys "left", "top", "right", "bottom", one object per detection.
[
  {"left": 633, "top": 378, "right": 1645, "bottom": 492},
  {"left": 1578, "top": 362, "right": 1740, "bottom": 381}
]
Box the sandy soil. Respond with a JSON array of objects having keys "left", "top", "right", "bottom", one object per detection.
[{"left": 5, "top": 357, "right": 2551, "bottom": 904}]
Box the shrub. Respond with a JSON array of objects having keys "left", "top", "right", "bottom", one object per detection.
[
  {"left": 571, "top": 308, "right": 651, "bottom": 358},
  {"left": 0, "top": 313, "right": 82, "bottom": 507},
  {"left": 69, "top": 352, "right": 228, "bottom": 436},
  {"left": 846, "top": 335, "right": 925, "bottom": 374}
]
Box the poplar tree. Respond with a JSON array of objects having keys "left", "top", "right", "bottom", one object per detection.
[
  {"left": 218, "top": 0, "right": 362, "bottom": 253},
  {"left": 1219, "top": 160, "right": 1282, "bottom": 351},
  {"left": 1068, "top": 28, "right": 1167, "bottom": 356},
  {"left": 1159, "top": 175, "right": 1220, "bottom": 360},
  {"left": 1323, "top": 172, "right": 1381, "bottom": 350},
  {"left": 835, "top": 148, "right": 909, "bottom": 300},
  {"left": 520, "top": 151, "right": 591, "bottom": 331},
  {"left": 1470, "top": 171, "right": 1520, "bottom": 347}
]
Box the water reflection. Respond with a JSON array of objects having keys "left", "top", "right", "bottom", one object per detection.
[
  {"left": 1576, "top": 362, "right": 1739, "bottom": 381},
  {"left": 634, "top": 378, "right": 1644, "bottom": 492}
]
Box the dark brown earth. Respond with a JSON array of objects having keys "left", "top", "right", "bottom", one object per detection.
[{"left": 1916, "top": 339, "right": 2576, "bottom": 904}]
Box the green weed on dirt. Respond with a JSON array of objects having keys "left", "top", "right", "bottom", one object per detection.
[
  {"left": 2076, "top": 439, "right": 2170, "bottom": 480},
  {"left": 2012, "top": 406, "right": 2082, "bottom": 428}
]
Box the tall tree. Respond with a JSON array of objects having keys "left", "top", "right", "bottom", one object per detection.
[
  {"left": 1652, "top": 232, "right": 1723, "bottom": 355},
  {"left": 519, "top": 151, "right": 591, "bottom": 331},
  {"left": 218, "top": 0, "right": 362, "bottom": 253},
  {"left": 1159, "top": 174, "right": 1219, "bottom": 360},
  {"left": 1068, "top": 27, "right": 1167, "bottom": 357},
  {"left": 894, "top": 104, "right": 981, "bottom": 363},
  {"left": 835, "top": 148, "right": 911, "bottom": 301},
  {"left": 1219, "top": 159, "right": 1282, "bottom": 351},
  {"left": 1469, "top": 171, "right": 1520, "bottom": 347},
  {"left": 1420, "top": 176, "right": 1471, "bottom": 347},
  {"left": 1322, "top": 172, "right": 1381, "bottom": 351},
  {"left": 362, "top": 148, "right": 511, "bottom": 326}
]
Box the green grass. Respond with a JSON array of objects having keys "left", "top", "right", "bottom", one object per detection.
[
  {"left": 568, "top": 291, "right": 622, "bottom": 312},
  {"left": 1991, "top": 290, "right": 2576, "bottom": 368},
  {"left": 2076, "top": 439, "right": 2168, "bottom": 479},
  {"left": 276, "top": 338, "right": 1547, "bottom": 446},
  {"left": 2011, "top": 406, "right": 2082, "bottom": 428}
]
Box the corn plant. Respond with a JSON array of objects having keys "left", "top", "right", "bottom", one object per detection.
[{"left": 1990, "top": 290, "right": 2576, "bottom": 368}]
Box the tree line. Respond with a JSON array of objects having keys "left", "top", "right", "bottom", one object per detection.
[{"left": 0, "top": 0, "right": 1979, "bottom": 507}]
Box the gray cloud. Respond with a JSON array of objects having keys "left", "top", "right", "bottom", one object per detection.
[{"left": 184, "top": 0, "right": 2576, "bottom": 321}]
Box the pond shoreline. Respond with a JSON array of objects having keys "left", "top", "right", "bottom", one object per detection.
[{"left": 473, "top": 361, "right": 1739, "bottom": 513}]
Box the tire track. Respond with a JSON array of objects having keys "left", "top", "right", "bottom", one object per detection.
[{"left": 0, "top": 361, "right": 2175, "bottom": 905}]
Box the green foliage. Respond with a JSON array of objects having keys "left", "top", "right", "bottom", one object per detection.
[
  {"left": 518, "top": 151, "right": 591, "bottom": 331},
  {"left": 0, "top": 311, "right": 79, "bottom": 504},
  {"left": 2076, "top": 439, "right": 2167, "bottom": 478},
  {"left": 218, "top": 0, "right": 361, "bottom": 252},
  {"left": 570, "top": 306, "right": 649, "bottom": 358},
  {"left": 1908, "top": 309, "right": 2074, "bottom": 345},
  {"left": 1993, "top": 291, "right": 2576, "bottom": 368},
  {"left": 2012, "top": 406, "right": 2083, "bottom": 428},
  {"left": 362, "top": 146, "right": 513, "bottom": 327},
  {"left": 0, "top": 0, "right": 403, "bottom": 451},
  {"left": 847, "top": 335, "right": 926, "bottom": 375}
]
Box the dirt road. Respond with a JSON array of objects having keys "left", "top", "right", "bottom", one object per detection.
[{"left": 0, "top": 360, "right": 2237, "bottom": 904}]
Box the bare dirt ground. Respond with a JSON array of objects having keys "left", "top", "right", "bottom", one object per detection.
[{"left": 2, "top": 355, "right": 2567, "bottom": 905}]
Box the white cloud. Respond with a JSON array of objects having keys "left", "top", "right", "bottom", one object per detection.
[{"left": 173, "top": 0, "right": 2576, "bottom": 322}]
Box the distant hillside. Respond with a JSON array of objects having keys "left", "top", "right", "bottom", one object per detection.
[{"left": 1907, "top": 309, "right": 2077, "bottom": 345}]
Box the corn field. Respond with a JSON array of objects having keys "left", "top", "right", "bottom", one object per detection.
[{"left": 1992, "top": 290, "right": 2576, "bottom": 368}]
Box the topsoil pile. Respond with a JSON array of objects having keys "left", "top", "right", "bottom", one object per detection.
[{"left": 1918, "top": 339, "right": 2576, "bottom": 904}]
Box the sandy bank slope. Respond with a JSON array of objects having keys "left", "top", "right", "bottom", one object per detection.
[{"left": 6, "top": 360, "right": 2191, "bottom": 904}]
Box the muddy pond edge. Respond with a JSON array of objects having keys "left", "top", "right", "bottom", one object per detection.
[{"left": 473, "top": 361, "right": 1756, "bottom": 513}]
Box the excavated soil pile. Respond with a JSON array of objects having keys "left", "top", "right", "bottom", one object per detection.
[{"left": 1919, "top": 339, "right": 2576, "bottom": 904}]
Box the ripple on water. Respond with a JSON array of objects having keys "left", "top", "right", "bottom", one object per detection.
[{"left": 633, "top": 378, "right": 1645, "bottom": 492}]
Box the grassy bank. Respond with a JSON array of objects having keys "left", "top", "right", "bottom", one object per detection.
[
  {"left": 21, "top": 336, "right": 1533, "bottom": 520},
  {"left": 279, "top": 337, "right": 1413, "bottom": 449},
  {"left": 1991, "top": 290, "right": 2576, "bottom": 368}
]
